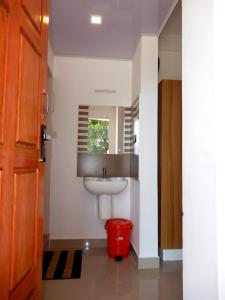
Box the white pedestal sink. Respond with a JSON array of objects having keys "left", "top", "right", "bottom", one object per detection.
[{"left": 83, "top": 177, "right": 128, "bottom": 220}]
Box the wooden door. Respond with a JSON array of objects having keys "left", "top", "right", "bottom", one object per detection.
[
  {"left": 158, "top": 80, "right": 182, "bottom": 249},
  {"left": 0, "top": 0, "right": 48, "bottom": 299}
]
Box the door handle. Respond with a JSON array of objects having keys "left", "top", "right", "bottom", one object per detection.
[
  {"left": 42, "top": 89, "right": 49, "bottom": 120},
  {"left": 39, "top": 125, "right": 51, "bottom": 162}
]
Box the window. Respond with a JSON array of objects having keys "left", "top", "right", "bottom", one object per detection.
[{"left": 87, "top": 119, "right": 109, "bottom": 154}]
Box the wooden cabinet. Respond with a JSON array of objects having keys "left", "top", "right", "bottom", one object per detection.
[{"left": 158, "top": 80, "right": 182, "bottom": 249}]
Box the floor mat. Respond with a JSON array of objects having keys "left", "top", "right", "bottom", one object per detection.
[{"left": 42, "top": 250, "right": 82, "bottom": 280}]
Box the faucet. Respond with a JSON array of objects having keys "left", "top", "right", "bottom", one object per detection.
[{"left": 103, "top": 168, "right": 107, "bottom": 178}]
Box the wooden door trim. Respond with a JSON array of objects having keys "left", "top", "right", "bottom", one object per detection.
[
  {"left": 21, "top": 0, "right": 43, "bottom": 33},
  {"left": 10, "top": 169, "right": 39, "bottom": 290},
  {"left": 15, "top": 29, "right": 41, "bottom": 148},
  {"left": 10, "top": 270, "right": 36, "bottom": 300},
  {"left": 0, "top": 4, "right": 9, "bottom": 145},
  {"left": 19, "top": 8, "right": 42, "bottom": 54},
  {"left": 0, "top": 0, "right": 10, "bottom": 11}
]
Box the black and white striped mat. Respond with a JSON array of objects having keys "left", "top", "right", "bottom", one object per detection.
[{"left": 42, "top": 250, "right": 82, "bottom": 280}]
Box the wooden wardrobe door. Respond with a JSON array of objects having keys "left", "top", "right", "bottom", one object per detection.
[
  {"left": 158, "top": 80, "right": 182, "bottom": 250},
  {"left": 0, "top": 0, "right": 48, "bottom": 299}
]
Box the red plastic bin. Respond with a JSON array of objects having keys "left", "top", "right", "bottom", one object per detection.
[{"left": 105, "top": 218, "right": 133, "bottom": 260}]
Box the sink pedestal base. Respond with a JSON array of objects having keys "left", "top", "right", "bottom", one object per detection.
[{"left": 98, "top": 195, "right": 112, "bottom": 220}]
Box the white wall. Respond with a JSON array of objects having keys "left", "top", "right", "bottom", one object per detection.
[
  {"left": 50, "top": 56, "right": 132, "bottom": 239},
  {"left": 139, "top": 36, "right": 158, "bottom": 258},
  {"left": 132, "top": 41, "right": 141, "bottom": 101},
  {"left": 130, "top": 36, "right": 159, "bottom": 259},
  {"left": 183, "top": 0, "right": 218, "bottom": 299},
  {"left": 215, "top": 1, "right": 225, "bottom": 298},
  {"left": 130, "top": 178, "right": 140, "bottom": 255},
  {"left": 159, "top": 1, "right": 182, "bottom": 82},
  {"left": 130, "top": 41, "right": 141, "bottom": 254},
  {"left": 48, "top": 41, "right": 54, "bottom": 75},
  {"left": 159, "top": 34, "right": 182, "bottom": 81}
]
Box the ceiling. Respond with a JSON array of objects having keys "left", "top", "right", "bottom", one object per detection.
[{"left": 49, "top": 0, "right": 178, "bottom": 60}]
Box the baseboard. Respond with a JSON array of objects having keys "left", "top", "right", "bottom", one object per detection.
[
  {"left": 48, "top": 239, "right": 160, "bottom": 268},
  {"left": 130, "top": 243, "right": 160, "bottom": 269},
  {"left": 130, "top": 243, "right": 139, "bottom": 265},
  {"left": 159, "top": 249, "right": 183, "bottom": 261},
  {"left": 49, "top": 239, "right": 107, "bottom": 250},
  {"left": 138, "top": 257, "right": 160, "bottom": 269}
]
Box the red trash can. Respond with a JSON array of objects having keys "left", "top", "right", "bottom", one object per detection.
[{"left": 105, "top": 218, "right": 133, "bottom": 261}]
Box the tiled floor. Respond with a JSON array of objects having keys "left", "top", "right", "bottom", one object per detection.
[{"left": 43, "top": 248, "right": 182, "bottom": 300}]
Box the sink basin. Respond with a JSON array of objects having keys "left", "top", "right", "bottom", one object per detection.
[
  {"left": 83, "top": 177, "right": 128, "bottom": 220},
  {"left": 84, "top": 177, "right": 128, "bottom": 196}
]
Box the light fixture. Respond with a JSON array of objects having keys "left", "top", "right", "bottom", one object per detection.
[{"left": 90, "top": 15, "right": 102, "bottom": 25}]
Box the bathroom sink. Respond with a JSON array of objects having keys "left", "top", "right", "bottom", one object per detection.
[
  {"left": 84, "top": 177, "right": 128, "bottom": 196},
  {"left": 83, "top": 177, "right": 128, "bottom": 220}
]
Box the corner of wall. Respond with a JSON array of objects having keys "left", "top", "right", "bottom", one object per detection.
[{"left": 131, "top": 36, "right": 159, "bottom": 260}]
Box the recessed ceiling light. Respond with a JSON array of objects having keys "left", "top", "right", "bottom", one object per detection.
[{"left": 91, "top": 15, "right": 102, "bottom": 25}]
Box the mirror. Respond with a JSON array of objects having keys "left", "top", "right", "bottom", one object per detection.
[
  {"left": 88, "top": 105, "right": 124, "bottom": 154},
  {"left": 77, "top": 105, "right": 137, "bottom": 155}
]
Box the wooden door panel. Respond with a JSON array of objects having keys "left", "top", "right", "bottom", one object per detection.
[
  {"left": 158, "top": 80, "right": 182, "bottom": 249},
  {"left": 10, "top": 270, "right": 36, "bottom": 300},
  {"left": 22, "top": 0, "right": 42, "bottom": 32},
  {"left": 0, "top": 0, "right": 48, "bottom": 298},
  {"left": 16, "top": 32, "right": 41, "bottom": 147},
  {"left": 27, "top": 290, "right": 36, "bottom": 300},
  {"left": 11, "top": 169, "right": 38, "bottom": 290},
  {"left": 0, "top": 5, "right": 8, "bottom": 145},
  {"left": 0, "top": 169, "right": 2, "bottom": 201}
]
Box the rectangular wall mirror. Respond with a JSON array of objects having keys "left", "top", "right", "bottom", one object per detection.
[{"left": 77, "top": 104, "right": 139, "bottom": 155}]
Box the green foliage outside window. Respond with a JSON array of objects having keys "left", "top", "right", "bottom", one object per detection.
[{"left": 87, "top": 119, "right": 109, "bottom": 154}]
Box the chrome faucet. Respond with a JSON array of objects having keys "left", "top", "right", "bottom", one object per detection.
[{"left": 103, "top": 168, "right": 107, "bottom": 178}]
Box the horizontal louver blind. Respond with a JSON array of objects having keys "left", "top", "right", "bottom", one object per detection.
[
  {"left": 77, "top": 105, "right": 89, "bottom": 153},
  {"left": 123, "top": 98, "right": 139, "bottom": 153}
]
